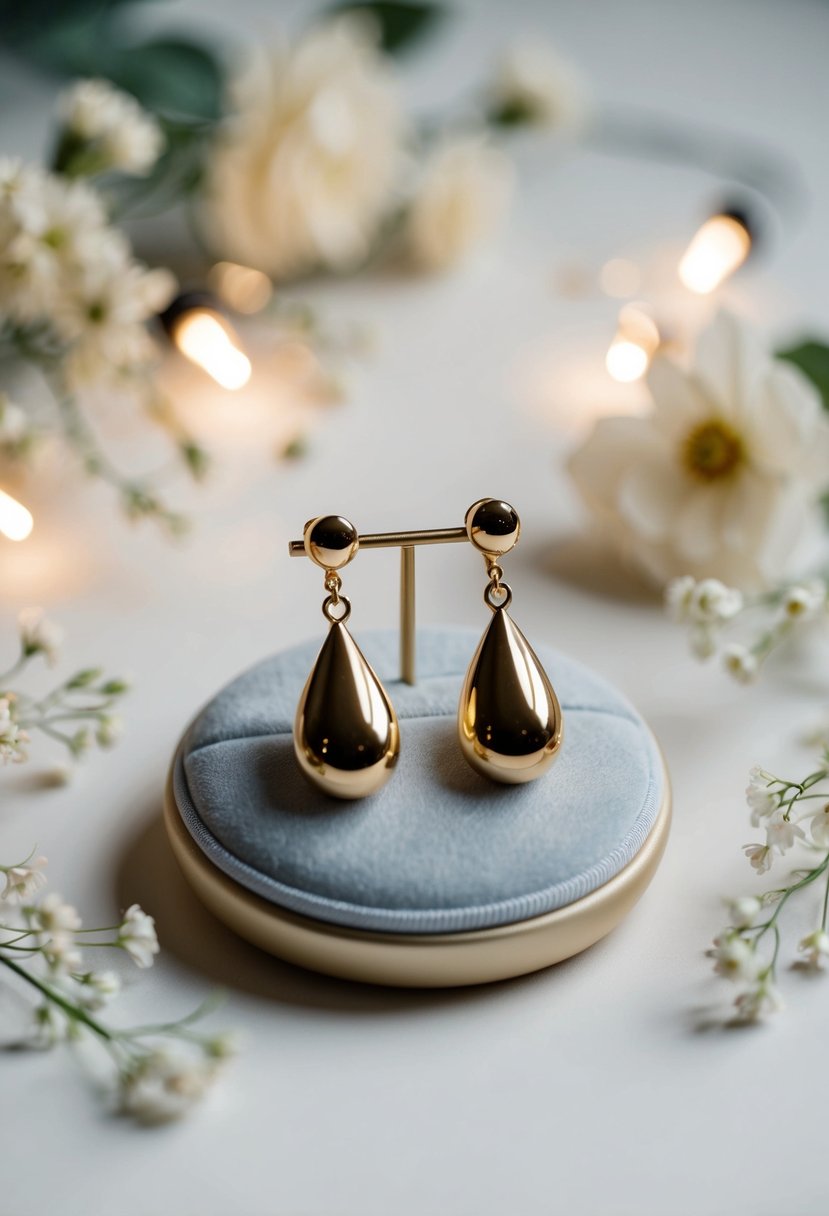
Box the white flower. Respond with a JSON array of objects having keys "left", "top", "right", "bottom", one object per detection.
[
  {"left": 807, "top": 804, "right": 829, "bottom": 848},
  {"left": 733, "top": 981, "right": 783, "bottom": 1022},
  {"left": 58, "top": 79, "right": 164, "bottom": 175},
  {"left": 121, "top": 1048, "right": 216, "bottom": 1125},
  {"left": 765, "top": 810, "right": 806, "bottom": 855},
  {"left": 404, "top": 137, "right": 513, "bottom": 272},
  {"left": 200, "top": 19, "right": 402, "bottom": 279},
  {"left": 690, "top": 579, "right": 744, "bottom": 624},
  {"left": 722, "top": 643, "right": 758, "bottom": 684},
  {"left": 18, "top": 607, "right": 63, "bottom": 665},
  {"left": 0, "top": 696, "right": 29, "bottom": 765},
  {"left": 798, "top": 928, "right": 829, "bottom": 969},
  {"left": 743, "top": 842, "right": 772, "bottom": 874},
  {"left": 568, "top": 311, "right": 829, "bottom": 590},
  {"left": 491, "top": 40, "right": 591, "bottom": 132},
  {"left": 79, "top": 969, "right": 121, "bottom": 1010},
  {"left": 726, "top": 896, "right": 762, "bottom": 929},
  {"left": 33, "top": 892, "right": 82, "bottom": 971},
  {"left": 709, "top": 934, "right": 760, "bottom": 982},
  {"left": 665, "top": 575, "right": 696, "bottom": 621},
  {"left": 780, "top": 579, "right": 825, "bottom": 620},
  {"left": 2, "top": 855, "right": 47, "bottom": 902},
  {"left": 746, "top": 766, "right": 777, "bottom": 824},
  {"left": 117, "top": 903, "right": 159, "bottom": 968}
]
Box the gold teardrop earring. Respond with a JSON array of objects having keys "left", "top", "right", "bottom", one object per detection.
[
  {"left": 458, "top": 499, "right": 563, "bottom": 784},
  {"left": 294, "top": 515, "right": 400, "bottom": 799}
]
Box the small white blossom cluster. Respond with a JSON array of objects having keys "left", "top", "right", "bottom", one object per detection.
[
  {"left": 708, "top": 760, "right": 829, "bottom": 1022},
  {"left": 0, "top": 156, "right": 175, "bottom": 389},
  {"left": 57, "top": 78, "right": 165, "bottom": 177},
  {"left": 0, "top": 855, "right": 232, "bottom": 1123},
  {"left": 667, "top": 574, "right": 827, "bottom": 685},
  {"left": 0, "top": 609, "right": 129, "bottom": 772}
]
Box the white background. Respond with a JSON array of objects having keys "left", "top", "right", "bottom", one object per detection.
[{"left": 3, "top": 2, "right": 829, "bottom": 1213}]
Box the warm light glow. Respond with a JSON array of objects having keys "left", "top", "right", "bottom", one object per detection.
[
  {"left": 678, "top": 214, "right": 751, "bottom": 294},
  {"left": 606, "top": 340, "right": 650, "bottom": 383},
  {"left": 599, "top": 257, "right": 641, "bottom": 298},
  {"left": 0, "top": 488, "right": 33, "bottom": 541},
  {"left": 172, "top": 310, "right": 252, "bottom": 390},
  {"left": 209, "top": 262, "right": 273, "bottom": 315},
  {"left": 606, "top": 305, "right": 661, "bottom": 383}
]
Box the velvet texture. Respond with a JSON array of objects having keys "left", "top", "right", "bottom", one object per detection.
[{"left": 174, "top": 629, "right": 664, "bottom": 935}]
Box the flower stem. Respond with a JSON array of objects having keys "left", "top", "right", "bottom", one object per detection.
[{"left": 0, "top": 952, "right": 113, "bottom": 1041}]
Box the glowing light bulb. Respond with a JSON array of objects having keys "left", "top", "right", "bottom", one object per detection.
[
  {"left": 606, "top": 305, "right": 661, "bottom": 384},
  {"left": 172, "top": 310, "right": 252, "bottom": 390},
  {"left": 0, "top": 488, "right": 33, "bottom": 541},
  {"left": 678, "top": 213, "right": 752, "bottom": 294}
]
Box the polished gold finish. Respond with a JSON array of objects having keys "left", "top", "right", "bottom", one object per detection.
[
  {"left": 303, "top": 515, "right": 359, "bottom": 570},
  {"left": 288, "top": 526, "right": 468, "bottom": 558},
  {"left": 459, "top": 498, "right": 562, "bottom": 785},
  {"left": 294, "top": 609, "right": 399, "bottom": 799},
  {"left": 164, "top": 747, "right": 672, "bottom": 988},
  {"left": 465, "top": 498, "right": 521, "bottom": 557},
  {"left": 400, "top": 546, "right": 416, "bottom": 686},
  {"left": 459, "top": 597, "right": 563, "bottom": 784}
]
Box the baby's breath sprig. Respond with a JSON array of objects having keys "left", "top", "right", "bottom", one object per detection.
[
  {"left": 0, "top": 855, "right": 234, "bottom": 1124},
  {"left": 667, "top": 574, "right": 827, "bottom": 684},
  {"left": 708, "top": 759, "right": 829, "bottom": 1022},
  {"left": 0, "top": 609, "right": 128, "bottom": 773}
]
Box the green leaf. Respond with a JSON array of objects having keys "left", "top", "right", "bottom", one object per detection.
[
  {"left": 326, "top": 1, "right": 447, "bottom": 54},
  {"left": 777, "top": 341, "right": 829, "bottom": 412},
  {"left": 96, "top": 38, "right": 224, "bottom": 122}
]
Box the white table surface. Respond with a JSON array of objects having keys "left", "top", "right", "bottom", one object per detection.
[{"left": 3, "top": 1, "right": 829, "bottom": 1213}]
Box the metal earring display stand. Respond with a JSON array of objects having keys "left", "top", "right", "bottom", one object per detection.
[{"left": 289, "top": 524, "right": 470, "bottom": 686}]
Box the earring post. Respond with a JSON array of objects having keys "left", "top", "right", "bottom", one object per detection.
[{"left": 288, "top": 523, "right": 472, "bottom": 685}]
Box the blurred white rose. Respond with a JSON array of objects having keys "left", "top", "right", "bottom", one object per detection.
[
  {"left": 491, "top": 41, "right": 591, "bottom": 132},
  {"left": 200, "top": 19, "right": 403, "bottom": 279},
  {"left": 404, "top": 137, "right": 513, "bottom": 272},
  {"left": 568, "top": 311, "right": 829, "bottom": 591}
]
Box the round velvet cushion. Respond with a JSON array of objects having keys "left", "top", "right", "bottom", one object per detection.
[{"left": 173, "top": 629, "right": 664, "bottom": 936}]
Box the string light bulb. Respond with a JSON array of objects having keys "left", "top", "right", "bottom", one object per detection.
[
  {"left": 0, "top": 488, "right": 34, "bottom": 541},
  {"left": 678, "top": 207, "right": 754, "bottom": 295},
  {"left": 606, "top": 304, "right": 661, "bottom": 383},
  {"left": 161, "top": 292, "right": 252, "bottom": 390}
]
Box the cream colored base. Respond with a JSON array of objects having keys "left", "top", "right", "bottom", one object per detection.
[{"left": 164, "top": 757, "right": 670, "bottom": 989}]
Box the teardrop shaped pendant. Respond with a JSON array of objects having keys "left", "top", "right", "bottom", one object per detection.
[
  {"left": 294, "top": 619, "right": 400, "bottom": 800},
  {"left": 459, "top": 605, "right": 563, "bottom": 784}
]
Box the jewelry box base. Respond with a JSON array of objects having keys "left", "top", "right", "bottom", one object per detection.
[{"left": 163, "top": 761, "right": 671, "bottom": 989}]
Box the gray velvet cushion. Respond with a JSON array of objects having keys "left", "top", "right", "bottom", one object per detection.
[{"left": 174, "top": 628, "right": 664, "bottom": 935}]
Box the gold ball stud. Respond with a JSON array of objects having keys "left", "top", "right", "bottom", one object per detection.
[
  {"left": 303, "top": 515, "right": 359, "bottom": 571},
  {"left": 465, "top": 499, "right": 520, "bottom": 557}
]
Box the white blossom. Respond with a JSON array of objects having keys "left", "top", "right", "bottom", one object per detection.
[
  {"left": 722, "top": 643, "right": 759, "bottom": 684},
  {"left": 746, "top": 766, "right": 778, "bottom": 825},
  {"left": 765, "top": 810, "right": 806, "bottom": 855},
  {"left": 0, "top": 696, "right": 29, "bottom": 764},
  {"left": 0, "top": 392, "right": 26, "bottom": 444},
  {"left": 2, "top": 855, "right": 47, "bottom": 903},
  {"left": 743, "top": 842, "right": 772, "bottom": 874},
  {"left": 32, "top": 892, "right": 82, "bottom": 972},
  {"left": 201, "top": 19, "right": 402, "bottom": 278},
  {"left": 726, "top": 896, "right": 762, "bottom": 929},
  {"left": 733, "top": 981, "right": 784, "bottom": 1022},
  {"left": 18, "top": 607, "right": 63, "bottom": 665},
  {"left": 121, "top": 1048, "right": 217, "bottom": 1125},
  {"left": 780, "top": 580, "right": 825, "bottom": 621},
  {"left": 58, "top": 79, "right": 164, "bottom": 175},
  {"left": 807, "top": 804, "right": 829, "bottom": 848},
  {"left": 117, "top": 903, "right": 159, "bottom": 968},
  {"left": 78, "top": 969, "right": 121, "bottom": 1010},
  {"left": 709, "top": 934, "right": 760, "bottom": 982},
  {"left": 491, "top": 40, "right": 591, "bottom": 132},
  {"left": 569, "top": 311, "right": 829, "bottom": 590},
  {"left": 96, "top": 714, "right": 122, "bottom": 748},
  {"left": 404, "top": 137, "right": 513, "bottom": 272},
  {"left": 798, "top": 928, "right": 829, "bottom": 969}
]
